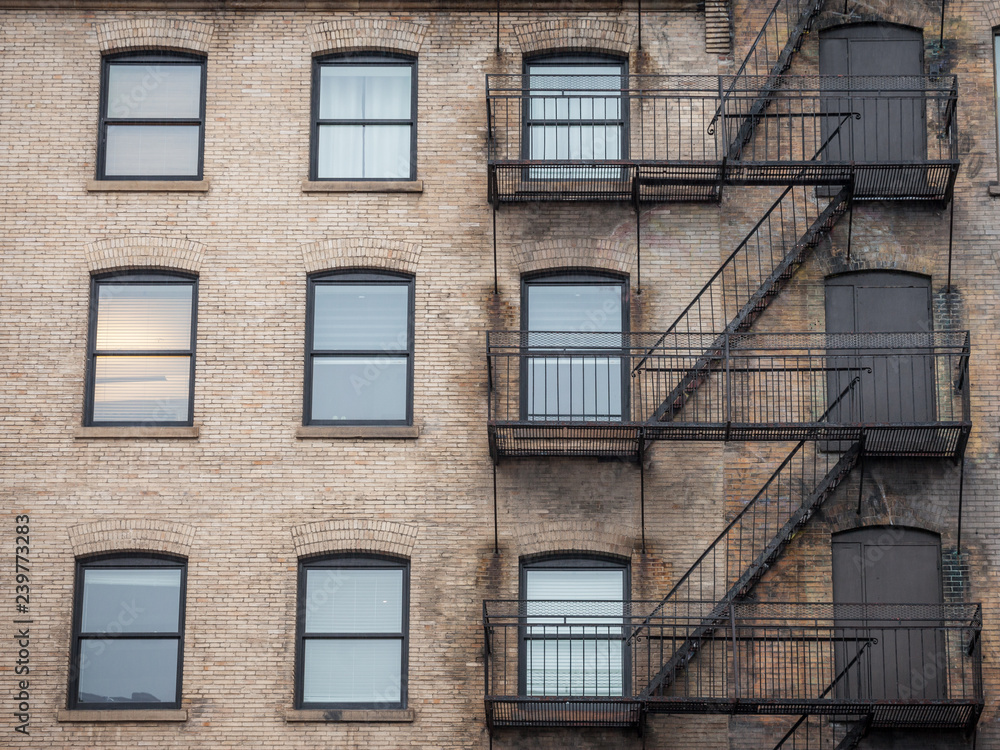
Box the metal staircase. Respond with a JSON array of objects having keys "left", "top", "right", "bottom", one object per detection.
[
  {"left": 638, "top": 181, "right": 852, "bottom": 426},
  {"left": 638, "top": 438, "right": 862, "bottom": 699}
]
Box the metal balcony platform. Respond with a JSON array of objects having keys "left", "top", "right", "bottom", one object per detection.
[
  {"left": 487, "top": 331, "right": 971, "bottom": 461},
  {"left": 486, "top": 74, "right": 959, "bottom": 205}
]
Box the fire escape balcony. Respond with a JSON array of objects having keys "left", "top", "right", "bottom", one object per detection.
[
  {"left": 486, "top": 74, "right": 958, "bottom": 204},
  {"left": 486, "top": 330, "right": 971, "bottom": 460},
  {"left": 483, "top": 600, "right": 983, "bottom": 732}
]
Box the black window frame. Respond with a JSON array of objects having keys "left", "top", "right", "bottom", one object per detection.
[
  {"left": 521, "top": 53, "right": 629, "bottom": 178},
  {"left": 84, "top": 271, "right": 198, "bottom": 428},
  {"left": 295, "top": 554, "right": 410, "bottom": 710},
  {"left": 97, "top": 51, "right": 207, "bottom": 181},
  {"left": 68, "top": 553, "right": 187, "bottom": 710},
  {"left": 303, "top": 270, "right": 415, "bottom": 426},
  {"left": 520, "top": 271, "right": 630, "bottom": 422},
  {"left": 310, "top": 53, "right": 418, "bottom": 181},
  {"left": 518, "top": 554, "right": 631, "bottom": 698}
]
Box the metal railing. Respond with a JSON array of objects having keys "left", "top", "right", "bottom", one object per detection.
[
  {"left": 651, "top": 440, "right": 859, "bottom": 611},
  {"left": 659, "top": 183, "right": 851, "bottom": 341},
  {"left": 718, "top": 0, "right": 824, "bottom": 157},
  {"left": 485, "top": 75, "right": 958, "bottom": 203},
  {"left": 486, "top": 330, "right": 971, "bottom": 458},
  {"left": 483, "top": 601, "right": 983, "bottom": 730}
]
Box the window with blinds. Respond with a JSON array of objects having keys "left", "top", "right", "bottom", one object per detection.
[
  {"left": 521, "top": 557, "right": 628, "bottom": 697},
  {"left": 304, "top": 270, "right": 414, "bottom": 425},
  {"left": 296, "top": 556, "right": 409, "bottom": 708},
  {"left": 98, "top": 52, "right": 206, "bottom": 180},
  {"left": 86, "top": 273, "right": 197, "bottom": 426}
]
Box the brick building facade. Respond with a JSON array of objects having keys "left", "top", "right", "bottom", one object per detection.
[{"left": 0, "top": 0, "right": 997, "bottom": 748}]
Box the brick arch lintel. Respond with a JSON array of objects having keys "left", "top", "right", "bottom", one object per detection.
[
  {"left": 97, "top": 19, "right": 214, "bottom": 55},
  {"left": 307, "top": 19, "right": 428, "bottom": 57},
  {"left": 988, "top": 2, "right": 1000, "bottom": 29},
  {"left": 818, "top": 247, "right": 936, "bottom": 280},
  {"left": 291, "top": 519, "right": 419, "bottom": 560},
  {"left": 300, "top": 238, "right": 421, "bottom": 276},
  {"left": 514, "top": 238, "right": 634, "bottom": 277},
  {"left": 515, "top": 521, "right": 636, "bottom": 561},
  {"left": 513, "top": 19, "right": 636, "bottom": 58},
  {"left": 69, "top": 519, "right": 196, "bottom": 558},
  {"left": 85, "top": 237, "right": 206, "bottom": 274}
]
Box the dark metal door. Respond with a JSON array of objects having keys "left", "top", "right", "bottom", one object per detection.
[
  {"left": 832, "top": 527, "right": 944, "bottom": 701},
  {"left": 825, "top": 272, "right": 934, "bottom": 427},
  {"left": 819, "top": 24, "right": 925, "bottom": 186}
]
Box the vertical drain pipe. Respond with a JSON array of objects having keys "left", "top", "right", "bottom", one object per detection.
[{"left": 493, "top": 462, "right": 499, "bottom": 555}]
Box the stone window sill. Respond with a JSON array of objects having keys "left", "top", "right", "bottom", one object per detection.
[
  {"left": 988, "top": 182, "right": 1000, "bottom": 197},
  {"left": 296, "top": 425, "right": 419, "bottom": 440},
  {"left": 75, "top": 426, "right": 200, "bottom": 439},
  {"left": 285, "top": 708, "right": 415, "bottom": 723},
  {"left": 301, "top": 180, "right": 422, "bottom": 193},
  {"left": 87, "top": 180, "right": 210, "bottom": 192},
  {"left": 58, "top": 709, "right": 188, "bottom": 722}
]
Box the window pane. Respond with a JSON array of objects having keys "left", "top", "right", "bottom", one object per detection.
[
  {"left": 82, "top": 568, "right": 181, "bottom": 633},
  {"left": 527, "top": 284, "right": 623, "bottom": 334},
  {"left": 78, "top": 638, "right": 178, "bottom": 704},
  {"left": 319, "top": 65, "right": 411, "bottom": 120},
  {"left": 317, "top": 125, "right": 410, "bottom": 179},
  {"left": 526, "top": 356, "right": 623, "bottom": 421},
  {"left": 316, "top": 124, "right": 362, "bottom": 178},
  {"left": 96, "top": 285, "right": 193, "bottom": 350},
  {"left": 313, "top": 284, "right": 409, "bottom": 350},
  {"left": 107, "top": 64, "right": 201, "bottom": 119},
  {"left": 311, "top": 357, "right": 407, "bottom": 422},
  {"left": 363, "top": 125, "right": 411, "bottom": 179},
  {"left": 526, "top": 569, "right": 624, "bottom": 602},
  {"left": 302, "top": 639, "right": 401, "bottom": 704},
  {"left": 92, "top": 355, "right": 190, "bottom": 423},
  {"left": 105, "top": 125, "right": 200, "bottom": 177},
  {"left": 305, "top": 569, "right": 403, "bottom": 633},
  {"left": 526, "top": 638, "right": 622, "bottom": 696}
]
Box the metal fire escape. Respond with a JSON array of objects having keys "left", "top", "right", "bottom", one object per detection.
[{"left": 484, "top": 0, "right": 980, "bottom": 742}]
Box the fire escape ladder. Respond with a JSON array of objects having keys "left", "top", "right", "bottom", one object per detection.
[
  {"left": 719, "top": 0, "right": 825, "bottom": 160},
  {"left": 637, "top": 439, "right": 862, "bottom": 699},
  {"left": 641, "top": 182, "right": 852, "bottom": 426}
]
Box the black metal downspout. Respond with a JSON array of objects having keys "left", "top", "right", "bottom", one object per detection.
[{"left": 957, "top": 452, "right": 965, "bottom": 554}]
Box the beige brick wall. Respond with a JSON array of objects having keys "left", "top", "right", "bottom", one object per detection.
[{"left": 0, "top": 2, "right": 997, "bottom": 749}]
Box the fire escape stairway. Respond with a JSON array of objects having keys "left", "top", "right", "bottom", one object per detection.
[
  {"left": 721, "top": 0, "right": 825, "bottom": 161},
  {"left": 637, "top": 437, "right": 862, "bottom": 700},
  {"left": 639, "top": 181, "right": 852, "bottom": 427}
]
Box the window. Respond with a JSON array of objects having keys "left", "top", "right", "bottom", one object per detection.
[
  {"left": 304, "top": 271, "right": 414, "bottom": 425},
  {"left": 522, "top": 272, "right": 628, "bottom": 421},
  {"left": 296, "top": 556, "right": 409, "bottom": 708},
  {"left": 85, "top": 272, "right": 197, "bottom": 426},
  {"left": 69, "top": 555, "right": 186, "bottom": 709},
  {"left": 524, "top": 55, "right": 626, "bottom": 179},
  {"left": 311, "top": 55, "right": 416, "bottom": 180},
  {"left": 520, "top": 556, "right": 628, "bottom": 697},
  {"left": 97, "top": 53, "right": 206, "bottom": 180}
]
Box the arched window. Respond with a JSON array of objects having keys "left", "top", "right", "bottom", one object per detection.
[
  {"left": 524, "top": 54, "right": 627, "bottom": 180},
  {"left": 304, "top": 270, "right": 414, "bottom": 425},
  {"left": 522, "top": 271, "right": 628, "bottom": 421},
  {"left": 311, "top": 53, "right": 417, "bottom": 180},
  {"left": 519, "top": 555, "right": 629, "bottom": 697},
  {"left": 86, "top": 271, "right": 198, "bottom": 426},
  {"left": 98, "top": 52, "right": 207, "bottom": 180},
  {"left": 296, "top": 554, "right": 409, "bottom": 708},
  {"left": 69, "top": 554, "right": 187, "bottom": 709}
]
